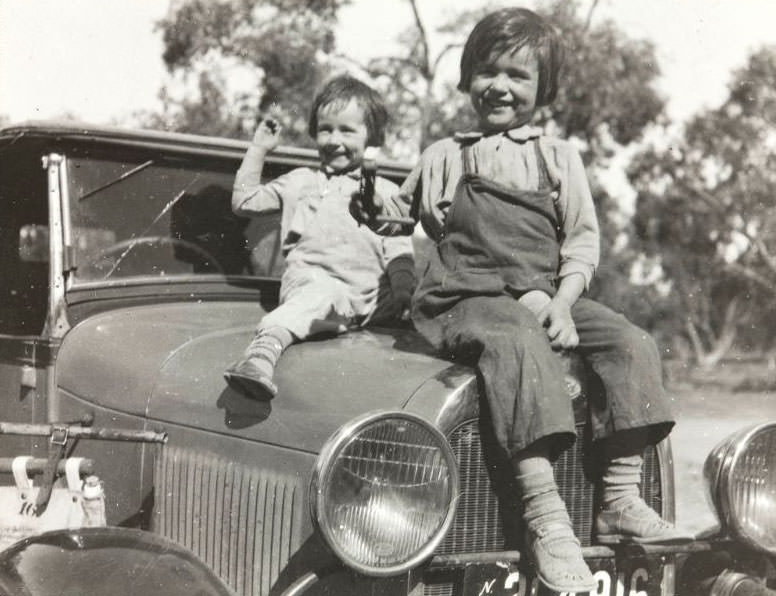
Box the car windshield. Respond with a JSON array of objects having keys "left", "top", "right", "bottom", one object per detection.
[{"left": 65, "top": 154, "right": 284, "bottom": 284}]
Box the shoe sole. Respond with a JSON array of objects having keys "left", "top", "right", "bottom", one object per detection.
[
  {"left": 223, "top": 372, "right": 277, "bottom": 400},
  {"left": 537, "top": 571, "right": 597, "bottom": 594},
  {"left": 596, "top": 533, "right": 694, "bottom": 545}
]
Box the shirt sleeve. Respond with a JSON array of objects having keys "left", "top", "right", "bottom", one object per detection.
[
  {"left": 375, "top": 176, "right": 414, "bottom": 263},
  {"left": 542, "top": 139, "right": 600, "bottom": 288},
  {"left": 231, "top": 145, "right": 285, "bottom": 215},
  {"left": 393, "top": 140, "right": 456, "bottom": 242}
]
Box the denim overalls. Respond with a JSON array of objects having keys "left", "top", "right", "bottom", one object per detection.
[{"left": 413, "top": 139, "right": 673, "bottom": 459}]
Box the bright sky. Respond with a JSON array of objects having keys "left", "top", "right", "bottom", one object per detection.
[{"left": 1, "top": 0, "right": 775, "bottom": 127}]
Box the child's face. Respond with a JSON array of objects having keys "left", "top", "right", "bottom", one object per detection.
[
  {"left": 469, "top": 45, "right": 540, "bottom": 133},
  {"left": 315, "top": 99, "right": 370, "bottom": 174}
]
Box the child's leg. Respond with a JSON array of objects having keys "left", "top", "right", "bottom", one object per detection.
[
  {"left": 570, "top": 298, "right": 674, "bottom": 439},
  {"left": 417, "top": 295, "right": 591, "bottom": 590},
  {"left": 596, "top": 430, "right": 693, "bottom": 544},
  {"left": 428, "top": 295, "right": 576, "bottom": 455},
  {"left": 224, "top": 326, "right": 295, "bottom": 399},
  {"left": 517, "top": 290, "right": 582, "bottom": 396},
  {"left": 569, "top": 298, "right": 690, "bottom": 543},
  {"left": 225, "top": 272, "right": 353, "bottom": 399},
  {"left": 514, "top": 441, "right": 596, "bottom": 593}
]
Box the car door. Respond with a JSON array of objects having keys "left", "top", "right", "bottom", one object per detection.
[{"left": 0, "top": 144, "right": 56, "bottom": 458}]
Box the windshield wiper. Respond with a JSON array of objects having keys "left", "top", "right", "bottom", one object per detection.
[
  {"left": 103, "top": 173, "right": 202, "bottom": 279},
  {"left": 78, "top": 160, "right": 154, "bottom": 201}
]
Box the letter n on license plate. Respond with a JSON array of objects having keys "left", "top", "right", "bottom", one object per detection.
[{"left": 461, "top": 557, "right": 664, "bottom": 595}]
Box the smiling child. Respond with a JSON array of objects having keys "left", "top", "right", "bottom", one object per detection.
[
  {"left": 225, "top": 75, "right": 414, "bottom": 401},
  {"left": 352, "top": 8, "right": 689, "bottom": 593}
]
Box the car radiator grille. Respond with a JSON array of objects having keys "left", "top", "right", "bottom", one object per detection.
[
  {"left": 152, "top": 446, "right": 304, "bottom": 596},
  {"left": 436, "top": 418, "right": 662, "bottom": 553}
]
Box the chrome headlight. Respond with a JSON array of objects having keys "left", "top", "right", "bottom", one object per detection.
[
  {"left": 704, "top": 423, "right": 776, "bottom": 554},
  {"left": 310, "top": 411, "right": 459, "bottom": 576}
]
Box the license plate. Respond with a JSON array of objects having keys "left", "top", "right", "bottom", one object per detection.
[{"left": 457, "top": 556, "right": 666, "bottom": 596}]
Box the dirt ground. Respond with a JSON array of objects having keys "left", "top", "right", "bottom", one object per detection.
[{"left": 666, "top": 358, "right": 775, "bottom": 536}]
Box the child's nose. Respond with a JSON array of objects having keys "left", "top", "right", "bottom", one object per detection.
[
  {"left": 325, "top": 131, "right": 344, "bottom": 145},
  {"left": 489, "top": 73, "right": 510, "bottom": 92}
]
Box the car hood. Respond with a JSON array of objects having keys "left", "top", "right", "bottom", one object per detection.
[{"left": 56, "top": 302, "right": 461, "bottom": 452}]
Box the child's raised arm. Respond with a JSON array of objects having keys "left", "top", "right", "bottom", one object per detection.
[{"left": 232, "top": 118, "right": 283, "bottom": 215}]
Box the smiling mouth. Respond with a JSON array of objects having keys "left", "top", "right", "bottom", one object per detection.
[{"left": 483, "top": 99, "right": 512, "bottom": 110}]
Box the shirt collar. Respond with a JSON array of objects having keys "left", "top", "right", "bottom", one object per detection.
[
  {"left": 320, "top": 164, "right": 361, "bottom": 180},
  {"left": 454, "top": 124, "right": 542, "bottom": 144}
]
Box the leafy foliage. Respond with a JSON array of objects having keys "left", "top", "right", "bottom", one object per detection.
[
  {"left": 538, "top": 2, "right": 663, "bottom": 147},
  {"left": 630, "top": 46, "right": 776, "bottom": 365},
  {"left": 148, "top": 0, "right": 350, "bottom": 144}
]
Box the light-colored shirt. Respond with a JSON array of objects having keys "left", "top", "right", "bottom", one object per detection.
[
  {"left": 382, "top": 125, "right": 600, "bottom": 287},
  {"left": 232, "top": 149, "right": 414, "bottom": 299}
]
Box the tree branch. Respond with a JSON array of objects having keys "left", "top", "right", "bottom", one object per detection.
[
  {"left": 408, "top": 0, "right": 432, "bottom": 79},
  {"left": 432, "top": 42, "right": 462, "bottom": 73},
  {"left": 754, "top": 237, "right": 776, "bottom": 277},
  {"left": 724, "top": 261, "right": 776, "bottom": 296},
  {"left": 368, "top": 55, "right": 424, "bottom": 73},
  {"left": 675, "top": 178, "right": 725, "bottom": 211},
  {"left": 584, "top": 0, "right": 600, "bottom": 31},
  {"left": 699, "top": 296, "right": 740, "bottom": 368},
  {"left": 684, "top": 318, "right": 706, "bottom": 365}
]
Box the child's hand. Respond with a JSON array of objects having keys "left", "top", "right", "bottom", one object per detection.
[
  {"left": 537, "top": 296, "right": 579, "bottom": 350},
  {"left": 349, "top": 189, "right": 384, "bottom": 224},
  {"left": 518, "top": 290, "right": 552, "bottom": 317},
  {"left": 251, "top": 117, "right": 282, "bottom": 151},
  {"left": 390, "top": 289, "right": 413, "bottom": 322}
]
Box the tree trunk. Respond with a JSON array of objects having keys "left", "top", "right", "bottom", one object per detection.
[{"left": 687, "top": 297, "right": 740, "bottom": 369}]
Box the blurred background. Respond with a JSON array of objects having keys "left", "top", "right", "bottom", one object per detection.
[{"left": 2, "top": 0, "right": 776, "bottom": 533}]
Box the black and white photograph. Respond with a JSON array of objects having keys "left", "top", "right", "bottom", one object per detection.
[{"left": 1, "top": 1, "right": 775, "bottom": 594}]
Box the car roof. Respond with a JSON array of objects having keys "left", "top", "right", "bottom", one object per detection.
[{"left": 0, "top": 120, "right": 411, "bottom": 178}]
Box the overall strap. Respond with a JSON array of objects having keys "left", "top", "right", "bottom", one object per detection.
[
  {"left": 533, "top": 139, "right": 553, "bottom": 191},
  {"left": 534, "top": 138, "right": 563, "bottom": 232},
  {"left": 461, "top": 141, "right": 475, "bottom": 176}
]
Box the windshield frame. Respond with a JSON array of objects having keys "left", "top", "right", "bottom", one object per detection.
[{"left": 60, "top": 146, "right": 285, "bottom": 292}]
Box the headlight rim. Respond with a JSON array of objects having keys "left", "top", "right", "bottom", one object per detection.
[
  {"left": 310, "top": 409, "right": 459, "bottom": 577},
  {"left": 713, "top": 422, "right": 776, "bottom": 556}
]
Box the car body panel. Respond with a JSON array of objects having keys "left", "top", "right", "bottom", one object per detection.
[{"left": 56, "top": 301, "right": 459, "bottom": 453}]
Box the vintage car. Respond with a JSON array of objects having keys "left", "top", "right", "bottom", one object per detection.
[{"left": 0, "top": 122, "right": 774, "bottom": 596}]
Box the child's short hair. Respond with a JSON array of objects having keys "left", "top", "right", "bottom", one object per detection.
[
  {"left": 458, "top": 8, "right": 564, "bottom": 107},
  {"left": 308, "top": 75, "right": 388, "bottom": 147}
]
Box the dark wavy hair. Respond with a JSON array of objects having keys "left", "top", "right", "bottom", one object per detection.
[
  {"left": 458, "top": 8, "right": 564, "bottom": 107},
  {"left": 308, "top": 75, "right": 388, "bottom": 147}
]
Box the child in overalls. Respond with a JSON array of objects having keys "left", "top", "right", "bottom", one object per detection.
[
  {"left": 352, "top": 8, "right": 689, "bottom": 593},
  {"left": 225, "top": 75, "right": 415, "bottom": 400}
]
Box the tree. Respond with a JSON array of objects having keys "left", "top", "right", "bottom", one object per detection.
[
  {"left": 146, "top": 0, "right": 350, "bottom": 144},
  {"left": 630, "top": 47, "right": 776, "bottom": 367},
  {"left": 144, "top": 0, "right": 674, "bottom": 346}
]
